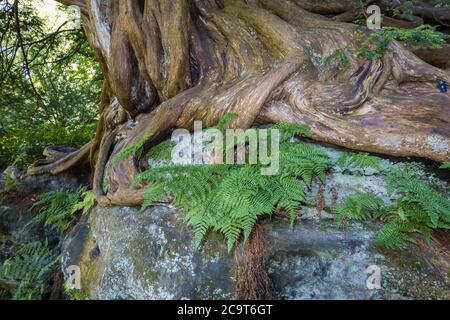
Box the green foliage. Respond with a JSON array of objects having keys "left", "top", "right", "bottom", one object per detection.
[
  {"left": 385, "top": 166, "right": 450, "bottom": 230},
  {"left": 373, "top": 203, "right": 433, "bottom": 249},
  {"left": 0, "top": 240, "right": 59, "bottom": 300},
  {"left": 0, "top": 124, "right": 95, "bottom": 168},
  {"left": 321, "top": 49, "right": 351, "bottom": 70},
  {"left": 392, "top": 1, "right": 415, "bottom": 20},
  {"left": 112, "top": 133, "right": 151, "bottom": 167},
  {"left": 216, "top": 112, "right": 238, "bottom": 131},
  {"left": 338, "top": 152, "right": 381, "bottom": 172},
  {"left": 71, "top": 189, "right": 96, "bottom": 216},
  {"left": 64, "top": 284, "right": 90, "bottom": 301},
  {"left": 28, "top": 187, "right": 95, "bottom": 233},
  {"left": 0, "top": 169, "right": 20, "bottom": 203},
  {"left": 136, "top": 123, "right": 332, "bottom": 252},
  {"left": 334, "top": 191, "right": 385, "bottom": 226},
  {"left": 440, "top": 162, "right": 450, "bottom": 169},
  {"left": 271, "top": 123, "right": 311, "bottom": 143},
  {"left": 147, "top": 140, "right": 176, "bottom": 162},
  {"left": 335, "top": 165, "right": 450, "bottom": 249},
  {"left": 358, "top": 25, "right": 449, "bottom": 59},
  {"left": 0, "top": 1, "right": 101, "bottom": 168}
]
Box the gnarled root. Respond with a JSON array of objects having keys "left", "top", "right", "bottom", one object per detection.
[
  {"left": 27, "top": 142, "right": 92, "bottom": 176},
  {"left": 234, "top": 223, "right": 275, "bottom": 300}
]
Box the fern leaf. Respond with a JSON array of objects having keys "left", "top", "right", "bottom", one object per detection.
[
  {"left": 440, "top": 162, "right": 450, "bottom": 169},
  {"left": 112, "top": 133, "right": 151, "bottom": 167}
]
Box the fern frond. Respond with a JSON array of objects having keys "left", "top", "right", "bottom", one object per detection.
[
  {"left": 215, "top": 112, "right": 238, "bottom": 131},
  {"left": 338, "top": 152, "right": 381, "bottom": 171},
  {"left": 141, "top": 183, "right": 167, "bottom": 211},
  {"left": 71, "top": 190, "right": 96, "bottom": 215},
  {"left": 336, "top": 167, "right": 450, "bottom": 249},
  {"left": 135, "top": 124, "right": 332, "bottom": 252},
  {"left": 374, "top": 219, "right": 417, "bottom": 249},
  {"left": 112, "top": 133, "right": 151, "bottom": 167},
  {"left": 334, "top": 191, "right": 385, "bottom": 226},
  {"left": 29, "top": 187, "right": 95, "bottom": 233},
  {"left": 147, "top": 140, "right": 176, "bottom": 161},
  {"left": 272, "top": 123, "right": 311, "bottom": 142},
  {"left": 0, "top": 240, "right": 59, "bottom": 300}
]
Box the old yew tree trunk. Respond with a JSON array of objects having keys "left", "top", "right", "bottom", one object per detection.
[{"left": 29, "top": 0, "right": 450, "bottom": 207}]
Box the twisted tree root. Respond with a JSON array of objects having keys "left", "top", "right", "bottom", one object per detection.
[{"left": 234, "top": 223, "right": 275, "bottom": 300}]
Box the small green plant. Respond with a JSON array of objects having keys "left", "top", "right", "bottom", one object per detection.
[
  {"left": 385, "top": 165, "right": 450, "bottom": 228},
  {"left": 0, "top": 240, "right": 59, "bottom": 300},
  {"left": 112, "top": 133, "right": 151, "bottom": 167},
  {"left": 358, "top": 25, "right": 449, "bottom": 60},
  {"left": 147, "top": 140, "right": 176, "bottom": 162},
  {"left": 338, "top": 152, "right": 381, "bottom": 172},
  {"left": 392, "top": 1, "right": 415, "bottom": 20},
  {"left": 321, "top": 49, "right": 351, "bottom": 71},
  {"left": 71, "top": 189, "right": 96, "bottom": 215},
  {"left": 334, "top": 191, "right": 386, "bottom": 227},
  {"left": 135, "top": 123, "right": 332, "bottom": 252},
  {"left": 216, "top": 112, "right": 238, "bottom": 131},
  {"left": 64, "top": 284, "right": 90, "bottom": 300},
  {"left": 335, "top": 164, "right": 450, "bottom": 249},
  {"left": 440, "top": 162, "right": 450, "bottom": 169},
  {"left": 271, "top": 123, "right": 311, "bottom": 141},
  {"left": 0, "top": 169, "right": 20, "bottom": 203},
  {"left": 29, "top": 187, "right": 95, "bottom": 233},
  {"left": 0, "top": 124, "right": 96, "bottom": 169}
]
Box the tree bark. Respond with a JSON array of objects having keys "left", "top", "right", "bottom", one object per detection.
[{"left": 30, "top": 0, "right": 449, "bottom": 207}]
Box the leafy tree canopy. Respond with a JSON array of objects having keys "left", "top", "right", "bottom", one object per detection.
[{"left": 0, "top": 0, "right": 102, "bottom": 167}]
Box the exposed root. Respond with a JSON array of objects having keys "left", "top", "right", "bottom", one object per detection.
[
  {"left": 234, "top": 224, "right": 275, "bottom": 300},
  {"left": 316, "top": 182, "right": 325, "bottom": 217},
  {"left": 27, "top": 142, "right": 92, "bottom": 176},
  {"left": 49, "top": 268, "right": 64, "bottom": 300},
  {"left": 93, "top": 129, "right": 118, "bottom": 199},
  {"left": 330, "top": 186, "right": 338, "bottom": 224}
]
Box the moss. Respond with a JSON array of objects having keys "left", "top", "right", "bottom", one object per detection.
[
  {"left": 201, "top": 232, "right": 229, "bottom": 260},
  {"left": 72, "top": 232, "right": 101, "bottom": 298},
  {"left": 83, "top": 257, "right": 99, "bottom": 293},
  {"left": 64, "top": 284, "right": 90, "bottom": 301},
  {"left": 128, "top": 241, "right": 160, "bottom": 284}
]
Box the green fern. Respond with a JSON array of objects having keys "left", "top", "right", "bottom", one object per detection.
[
  {"left": 216, "top": 112, "right": 238, "bottom": 131},
  {"left": 112, "top": 133, "right": 151, "bottom": 167},
  {"left": 147, "top": 140, "right": 176, "bottom": 162},
  {"left": 0, "top": 240, "right": 59, "bottom": 300},
  {"left": 358, "top": 25, "right": 449, "bottom": 60},
  {"left": 338, "top": 152, "right": 381, "bottom": 172},
  {"left": 374, "top": 218, "right": 418, "bottom": 249},
  {"left": 440, "top": 162, "right": 450, "bottom": 170},
  {"left": 335, "top": 165, "right": 450, "bottom": 248},
  {"left": 64, "top": 284, "right": 90, "bottom": 301},
  {"left": 334, "top": 191, "right": 385, "bottom": 227},
  {"left": 321, "top": 49, "right": 351, "bottom": 71},
  {"left": 385, "top": 165, "right": 450, "bottom": 229},
  {"left": 271, "top": 123, "right": 311, "bottom": 142},
  {"left": 28, "top": 187, "right": 95, "bottom": 233},
  {"left": 135, "top": 123, "right": 332, "bottom": 252},
  {"left": 71, "top": 189, "right": 96, "bottom": 216}
]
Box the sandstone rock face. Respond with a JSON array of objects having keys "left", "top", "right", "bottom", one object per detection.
[
  {"left": 62, "top": 206, "right": 235, "bottom": 300},
  {"left": 62, "top": 205, "right": 449, "bottom": 300}
]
